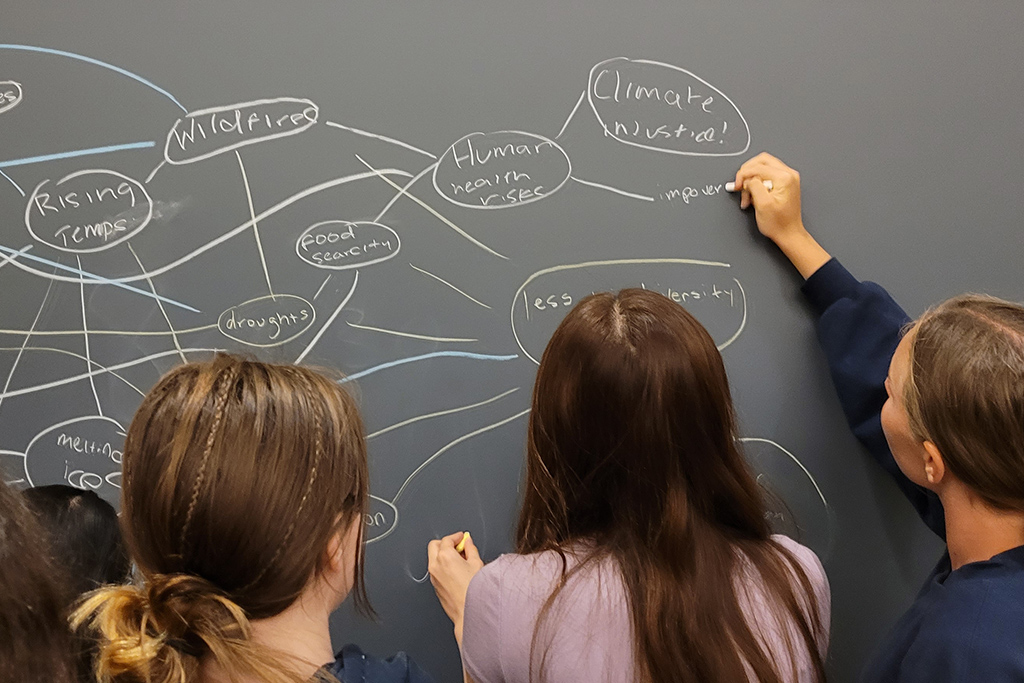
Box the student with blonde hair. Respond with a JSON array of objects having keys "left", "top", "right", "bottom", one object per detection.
[
  {"left": 73, "top": 354, "right": 433, "bottom": 683},
  {"left": 734, "top": 153, "right": 1024, "bottom": 681}
]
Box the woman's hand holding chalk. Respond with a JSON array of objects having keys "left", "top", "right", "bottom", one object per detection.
[
  {"left": 427, "top": 530, "right": 485, "bottom": 647},
  {"left": 725, "top": 179, "right": 773, "bottom": 192}
]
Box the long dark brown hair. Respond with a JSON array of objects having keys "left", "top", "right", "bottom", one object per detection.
[
  {"left": 72, "top": 354, "right": 370, "bottom": 683},
  {"left": 516, "top": 289, "right": 827, "bottom": 683},
  {"left": 0, "top": 479, "right": 76, "bottom": 683}
]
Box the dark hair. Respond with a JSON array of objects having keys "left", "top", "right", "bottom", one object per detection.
[
  {"left": 0, "top": 479, "right": 76, "bottom": 683},
  {"left": 22, "top": 484, "right": 131, "bottom": 595},
  {"left": 905, "top": 293, "right": 1024, "bottom": 510},
  {"left": 516, "top": 289, "right": 827, "bottom": 683},
  {"left": 72, "top": 354, "right": 370, "bottom": 683}
]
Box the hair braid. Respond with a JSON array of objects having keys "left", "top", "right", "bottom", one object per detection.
[{"left": 180, "top": 365, "right": 239, "bottom": 552}]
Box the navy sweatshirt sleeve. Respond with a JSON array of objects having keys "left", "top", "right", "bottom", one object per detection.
[
  {"left": 800, "top": 259, "right": 945, "bottom": 538},
  {"left": 323, "top": 644, "right": 436, "bottom": 683}
]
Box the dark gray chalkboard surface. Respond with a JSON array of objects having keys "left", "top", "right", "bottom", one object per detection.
[{"left": 2, "top": 2, "right": 1022, "bottom": 680}]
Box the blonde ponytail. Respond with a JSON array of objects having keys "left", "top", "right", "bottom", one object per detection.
[{"left": 72, "top": 574, "right": 324, "bottom": 683}]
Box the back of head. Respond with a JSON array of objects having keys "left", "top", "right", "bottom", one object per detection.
[
  {"left": 516, "top": 289, "right": 825, "bottom": 683},
  {"left": 906, "top": 293, "right": 1024, "bottom": 510},
  {"left": 22, "top": 484, "right": 131, "bottom": 598},
  {"left": 0, "top": 480, "right": 76, "bottom": 683},
  {"left": 73, "top": 354, "right": 369, "bottom": 683},
  {"left": 519, "top": 288, "right": 763, "bottom": 550}
]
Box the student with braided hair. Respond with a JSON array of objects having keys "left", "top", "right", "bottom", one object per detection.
[{"left": 72, "top": 354, "right": 434, "bottom": 683}]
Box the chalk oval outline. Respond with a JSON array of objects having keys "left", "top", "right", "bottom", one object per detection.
[
  {"left": 739, "top": 435, "right": 835, "bottom": 559},
  {"left": 217, "top": 294, "right": 317, "bottom": 348},
  {"left": 0, "top": 80, "right": 24, "bottom": 115},
  {"left": 510, "top": 258, "right": 746, "bottom": 364},
  {"left": 432, "top": 130, "right": 572, "bottom": 210},
  {"left": 586, "top": 57, "right": 751, "bottom": 157},
  {"left": 24, "top": 415, "right": 126, "bottom": 487},
  {"left": 295, "top": 220, "right": 401, "bottom": 271},
  {"left": 163, "top": 97, "right": 320, "bottom": 166},
  {"left": 24, "top": 169, "right": 154, "bottom": 254},
  {"left": 364, "top": 495, "right": 399, "bottom": 544}
]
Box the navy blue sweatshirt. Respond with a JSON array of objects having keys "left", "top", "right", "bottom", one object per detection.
[
  {"left": 803, "top": 259, "right": 1024, "bottom": 682},
  {"left": 319, "top": 645, "right": 435, "bottom": 683}
]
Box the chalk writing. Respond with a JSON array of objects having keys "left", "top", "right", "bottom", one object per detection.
[
  {"left": 164, "top": 97, "right": 319, "bottom": 164},
  {"left": 217, "top": 295, "right": 315, "bottom": 347},
  {"left": 433, "top": 131, "right": 571, "bottom": 209},
  {"left": 587, "top": 58, "right": 750, "bottom": 156},
  {"left": 25, "top": 169, "right": 152, "bottom": 253},
  {"left": 296, "top": 220, "right": 401, "bottom": 270},
  {"left": 512, "top": 259, "right": 747, "bottom": 364},
  {"left": 0, "top": 80, "right": 23, "bottom": 115}
]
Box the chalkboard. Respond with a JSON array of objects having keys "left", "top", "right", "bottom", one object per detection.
[{"left": 2, "top": 3, "right": 1022, "bottom": 680}]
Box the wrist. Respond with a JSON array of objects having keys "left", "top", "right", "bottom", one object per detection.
[
  {"left": 453, "top": 617, "right": 465, "bottom": 647},
  {"left": 774, "top": 227, "right": 832, "bottom": 279}
]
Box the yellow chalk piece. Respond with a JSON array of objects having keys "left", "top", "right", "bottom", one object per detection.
[{"left": 455, "top": 532, "right": 469, "bottom": 553}]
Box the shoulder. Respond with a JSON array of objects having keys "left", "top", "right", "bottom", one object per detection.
[
  {"left": 323, "top": 644, "right": 435, "bottom": 683},
  {"left": 886, "top": 562, "right": 1024, "bottom": 680},
  {"left": 470, "top": 550, "right": 579, "bottom": 600},
  {"left": 765, "top": 535, "right": 831, "bottom": 652},
  {"left": 769, "top": 535, "right": 829, "bottom": 592},
  {"left": 922, "top": 566, "right": 1024, "bottom": 649}
]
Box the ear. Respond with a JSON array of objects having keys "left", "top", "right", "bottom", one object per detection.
[
  {"left": 922, "top": 441, "right": 946, "bottom": 486},
  {"left": 324, "top": 523, "right": 347, "bottom": 573}
]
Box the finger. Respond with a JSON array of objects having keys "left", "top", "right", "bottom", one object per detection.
[
  {"left": 427, "top": 539, "right": 441, "bottom": 567},
  {"left": 745, "top": 175, "right": 772, "bottom": 208},
  {"left": 440, "top": 531, "right": 466, "bottom": 547},
  {"left": 461, "top": 534, "right": 482, "bottom": 565},
  {"left": 740, "top": 187, "right": 751, "bottom": 210},
  {"left": 738, "top": 153, "right": 774, "bottom": 177},
  {"left": 736, "top": 162, "right": 779, "bottom": 188}
]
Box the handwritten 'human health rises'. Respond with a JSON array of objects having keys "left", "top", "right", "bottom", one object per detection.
[
  {"left": 433, "top": 131, "right": 571, "bottom": 209},
  {"left": 164, "top": 97, "right": 319, "bottom": 164},
  {"left": 586, "top": 58, "right": 750, "bottom": 157}
]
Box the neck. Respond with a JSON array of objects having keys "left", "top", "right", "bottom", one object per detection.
[
  {"left": 942, "top": 483, "right": 1024, "bottom": 570},
  {"left": 200, "top": 585, "right": 336, "bottom": 683}
]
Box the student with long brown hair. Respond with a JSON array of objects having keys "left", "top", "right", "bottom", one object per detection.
[
  {"left": 732, "top": 153, "right": 1024, "bottom": 682},
  {"left": 428, "top": 291, "right": 830, "bottom": 682},
  {"left": 23, "top": 484, "right": 132, "bottom": 682},
  {"left": 0, "top": 478, "right": 77, "bottom": 683},
  {"left": 72, "top": 354, "right": 433, "bottom": 683}
]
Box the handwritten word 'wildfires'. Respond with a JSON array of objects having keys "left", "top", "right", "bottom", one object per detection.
[{"left": 164, "top": 97, "right": 319, "bottom": 164}]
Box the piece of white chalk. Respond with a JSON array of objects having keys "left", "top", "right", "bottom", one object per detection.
[{"left": 725, "top": 179, "right": 773, "bottom": 192}]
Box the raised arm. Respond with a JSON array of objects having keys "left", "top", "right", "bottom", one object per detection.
[{"left": 735, "top": 153, "right": 944, "bottom": 537}]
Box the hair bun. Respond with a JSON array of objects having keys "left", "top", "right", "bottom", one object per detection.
[
  {"left": 72, "top": 573, "right": 252, "bottom": 682},
  {"left": 145, "top": 573, "right": 248, "bottom": 656}
]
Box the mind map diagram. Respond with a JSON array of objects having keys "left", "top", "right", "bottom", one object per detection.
[{"left": 0, "top": 46, "right": 832, "bottom": 563}]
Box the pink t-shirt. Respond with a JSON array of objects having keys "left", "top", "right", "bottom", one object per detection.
[{"left": 462, "top": 535, "right": 830, "bottom": 683}]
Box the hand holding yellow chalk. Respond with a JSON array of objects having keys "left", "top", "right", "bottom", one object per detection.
[{"left": 455, "top": 532, "right": 470, "bottom": 554}]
